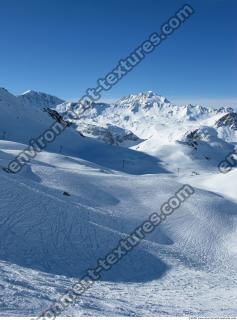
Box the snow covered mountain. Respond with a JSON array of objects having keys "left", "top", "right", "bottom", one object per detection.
[
  {"left": 0, "top": 87, "right": 237, "bottom": 317},
  {"left": 0, "top": 87, "right": 161, "bottom": 173},
  {"left": 1, "top": 86, "right": 236, "bottom": 162},
  {"left": 216, "top": 112, "right": 237, "bottom": 130},
  {"left": 53, "top": 90, "right": 235, "bottom": 145},
  {"left": 215, "top": 112, "right": 237, "bottom": 142},
  {"left": 17, "top": 90, "right": 64, "bottom": 109},
  {"left": 77, "top": 123, "right": 142, "bottom": 146},
  {"left": 0, "top": 87, "right": 75, "bottom": 148}
]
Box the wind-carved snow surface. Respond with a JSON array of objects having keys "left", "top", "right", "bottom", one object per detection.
[{"left": 0, "top": 88, "right": 237, "bottom": 316}]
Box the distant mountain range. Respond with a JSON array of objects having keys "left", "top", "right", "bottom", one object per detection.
[{"left": 1, "top": 87, "right": 236, "bottom": 147}]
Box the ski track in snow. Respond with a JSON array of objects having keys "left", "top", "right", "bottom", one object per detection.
[{"left": 0, "top": 142, "right": 237, "bottom": 316}]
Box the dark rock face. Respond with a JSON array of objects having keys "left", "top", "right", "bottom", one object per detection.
[
  {"left": 215, "top": 112, "right": 237, "bottom": 130},
  {"left": 43, "top": 107, "right": 71, "bottom": 127},
  {"left": 186, "top": 129, "right": 200, "bottom": 141},
  {"left": 79, "top": 124, "right": 141, "bottom": 146}
]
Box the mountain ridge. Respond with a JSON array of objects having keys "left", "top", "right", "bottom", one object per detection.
[{"left": 1, "top": 87, "right": 236, "bottom": 146}]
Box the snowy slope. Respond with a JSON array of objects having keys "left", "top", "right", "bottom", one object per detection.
[
  {"left": 0, "top": 87, "right": 67, "bottom": 145},
  {"left": 0, "top": 140, "right": 237, "bottom": 316},
  {"left": 183, "top": 168, "right": 237, "bottom": 202},
  {"left": 1, "top": 257, "right": 237, "bottom": 317},
  {"left": 0, "top": 87, "right": 237, "bottom": 316}
]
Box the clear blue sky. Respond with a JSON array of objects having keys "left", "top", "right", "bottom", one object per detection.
[{"left": 0, "top": 0, "right": 236, "bottom": 107}]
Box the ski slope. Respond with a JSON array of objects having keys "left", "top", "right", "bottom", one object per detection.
[
  {"left": 0, "top": 140, "right": 237, "bottom": 316},
  {"left": 0, "top": 88, "right": 237, "bottom": 316}
]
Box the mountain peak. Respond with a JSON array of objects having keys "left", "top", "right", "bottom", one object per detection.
[
  {"left": 215, "top": 112, "right": 237, "bottom": 130},
  {"left": 18, "top": 90, "right": 64, "bottom": 108},
  {"left": 0, "top": 87, "right": 17, "bottom": 101},
  {"left": 0, "top": 87, "right": 9, "bottom": 92},
  {"left": 0, "top": 87, "right": 12, "bottom": 97},
  {"left": 21, "top": 90, "right": 35, "bottom": 95},
  {"left": 115, "top": 91, "right": 171, "bottom": 107}
]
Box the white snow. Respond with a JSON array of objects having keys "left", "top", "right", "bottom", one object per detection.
[
  {"left": 0, "top": 88, "right": 236, "bottom": 316},
  {"left": 17, "top": 90, "right": 64, "bottom": 109}
]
